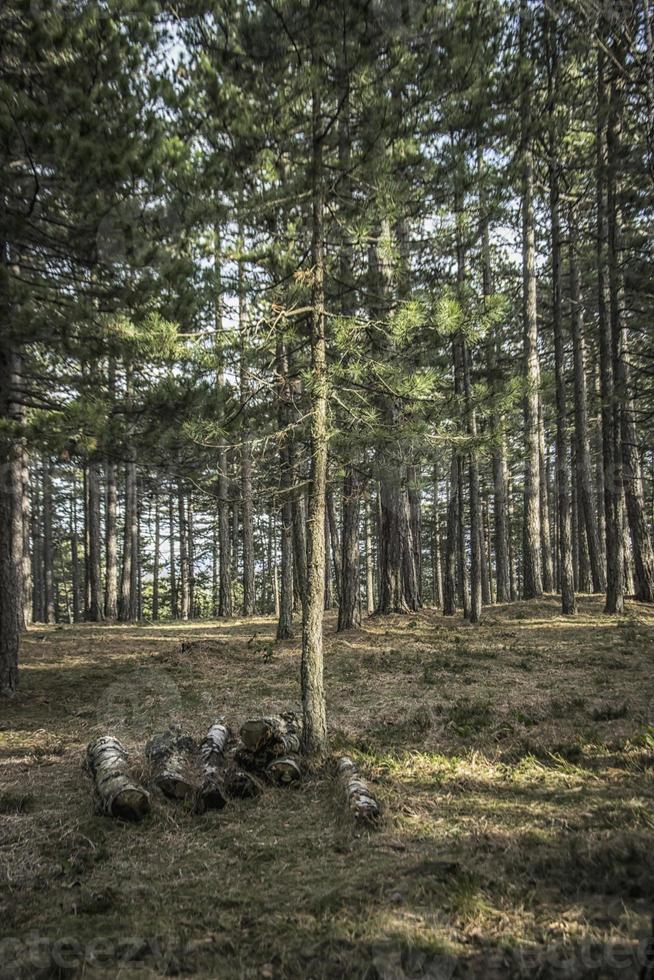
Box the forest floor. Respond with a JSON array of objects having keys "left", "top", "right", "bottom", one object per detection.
[{"left": 1, "top": 596, "right": 653, "bottom": 980}]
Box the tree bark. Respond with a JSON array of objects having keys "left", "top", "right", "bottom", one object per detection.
[
  {"left": 169, "top": 491, "right": 178, "bottom": 618},
  {"left": 276, "top": 332, "right": 294, "bottom": 640},
  {"left": 85, "top": 736, "right": 150, "bottom": 821},
  {"left": 547, "top": 18, "right": 575, "bottom": 615},
  {"left": 338, "top": 466, "right": 361, "bottom": 631},
  {"left": 569, "top": 216, "right": 606, "bottom": 593},
  {"left": 520, "top": 0, "right": 543, "bottom": 600},
  {"left": 0, "top": 343, "right": 22, "bottom": 695},
  {"left": 119, "top": 459, "right": 138, "bottom": 621},
  {"left": 336, "top": 757, "right": 381, "bottom": 825},
  {"left": 178, "top": 486, "right": 190, "bottom": 621},
  {"left": 104, "top": 460, "right": 118, "bottom": 618},
  {"left": 87, "top": 460, "right": 104, "bottom": 621},
  {"left": 146, "top": 726, "right": 198, "bottom": 801},
  {"left": 152, "top": 488, "right": 160, "bottom": 621},
  {"left": 239, "top": 251, "right": 256, "bottom": 617},
  {"left": 42, "top": 456, "right": 56, "bottom": 624},
  {"left": 301, "top": 71, "right": 328, "bottom": 758},
  {"left": 597, "top": 44, "right": 625, "bottom": 614},
  {"left": 443, "top": 453, "right": 458, "bottom": 616}
]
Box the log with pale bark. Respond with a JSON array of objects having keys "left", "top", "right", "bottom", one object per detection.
[
  {"left": 85, "top": 735, "right": 150, "bottom": 821},
  {"left": 239, "top": 712, "right": 301, "bottom": 757},
  {"left": 336, "top": 756, "right": 381, "bottom": 825},
  {"left": 196, "top": 720, "right": 230, "bottom": 812},
  {"left": 145, "top": 725, "right": 198, "bottom": 801}
]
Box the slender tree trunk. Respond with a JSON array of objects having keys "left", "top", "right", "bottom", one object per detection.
[
  {"left": 597, "top": 45, "right": 625, "bottom": 614},
  {"left": 178, "top": 487, "right": 189, "bottom": 621},
  {"left": 326, "top": 487, "right": 342, "bottom": 605},
  {"left": 87, "top": 460, "right": 104, "bottom": 621},
  {"left": 152, "top": 489, "right": 160, "bottom": 621},
  {"left": 104, "top": 460, "right": 118, "bottom": 618},
  {"left": 188, "top": 491, "right": 195, "bottom": 618},
  {"left": 462, "top": 340, "right": 482, "bottom": 623},
  {"left": 365, "top": 492, "right": 375, "bottom": 616},
  {"left": 214, "top": 228, "right": 232, "bottom": 619},
  {"left": 607, "top": 46, "right": 654, "bottom": 602},
  {"left": 443, "top": 454, "right": 458, "bottom": 616},
  {"left": 569, "top": 218, "right": 606, "bottom": 593},
  {"left": 338, "top": 467, "right": 361, "bottom": 631},
  {"left": 548, "top": 25, "right": 575, "bottom": 615},
  {"left": 20, "top": 449, "right": 31, "bottom": 627},
  {"left": 0, "top": 344, "right": 22, "bottom": 694},
  {"left": 238, "top": 251, "right": 256, "bottom": 617},
  {"left": 324, "top": 507, "right": 332, "bottom": 610},
  {"left": 168, "top": 491, "right": 178, "bottom": 618},
  {"left": 431, "top": 465, "right": 443, "bottom": 607},
  {"left": 520, "top": 0, "right": 543, "bottom": 600},
  {"left": 538, "top": 406, "right": 554, "bottom": 592},
  {"left": 276, "top": 333, "right": 294, "bottom": 640},
  {"left": 407, "top": 466, "right": 422, "bottom": 607},
  {"left": 301, "top": 70, "right": 328, "bottom": 758},
  {"left": 42, "top": 456, "right": 56, "bottom": 624},
  {"left": 70, "top": 481, "right": 81, "bottom": 623},
  {"left": 119, "top": 460, "right": 138, "bottom": 621}
]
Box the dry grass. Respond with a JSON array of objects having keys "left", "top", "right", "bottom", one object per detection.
[{"left": 1, "top": 595, "right": 653, "bottom": 978}]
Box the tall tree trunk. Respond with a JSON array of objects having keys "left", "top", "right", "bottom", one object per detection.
[
  {"left": 538, "top": 406, "right": 554, "bottom": 592},
  {"left": 0, "top": 344, "right": 22, "bottom": 694},
  {"left": 365, "top": 492, "right": 375, "bottom": 616},
  {"left": 20, "top": 449, "right": 31, "bottom": 627},
  {"left": 214, "top": 228, "right": 232, "bottom": 619},
  {"left": 607, "top": 40, "right": 654, "bottom": 602},
  {"left": 87, "top": 460, "right": 104, "bottom": 621},
  {"left": 178, "top": 487, "right": 189, "bottom": 621},
  {"left": 70, "top": 479, "right": 81, "bottom": 623},
  {"left": 104, "top": 460, "right": 118, "bottom": 618},
  {"left": 597, "top": 45, "right": 625, "bottom": 614},
  {"left": 301, "top": 69, "right": 328, "bottom": 758},
  {"left": 462, "top": 340, "right": 482, "bottom": 623},
  {"left": 431, "top": 465, "right": 443, "bottom": 607},
  {"left": 326, "top": 487, "right": 342, "bottom": 605},
  {"left": 188, "top": 492, "right": 195, "bottom": 618},
  {"left": 569, "top": 216, "right": 606, "bottom": 593},
  {"left": 152, "top": 489, "right": 160, "bottom": 621},
  {"left": 338, "top": 467, "right": 361, "bottom": 631},
  {"left": 119, "top": 460, "right": 138, "bottom": 621},
  {"left": 239, "top": 250, "right": 256, "bottom": 617},
  {"left": 276, "top": 332, "right": 294, "bottom": 640},
  {"left": 42, "top": 456, "right": 56, "bottom": 624},
  {"left": 443, "top": 453, "right": 458, "bottom": 616},
  {"left": 169, "top": 491, "right": 178, "bottom": 618},
  {"left": 548, "top": 22, "right": 575, "bottom": 615},
  {"left": 520, "top": 0, "right": 543, "bottom": 600},
  {"left": 407, "top": 465, "right": 422, "bottom": 607}
]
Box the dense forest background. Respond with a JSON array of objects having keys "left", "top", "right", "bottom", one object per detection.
[{"left": 2, "top": 0, "right": 654, "bottom": 717}]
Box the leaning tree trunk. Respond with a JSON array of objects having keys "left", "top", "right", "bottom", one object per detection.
[
  {"left": 301, "top": 69, "right": 328, "bottom": 759},
  {"left": 85, "top": 736, "right": 150, "bottom": 821}
]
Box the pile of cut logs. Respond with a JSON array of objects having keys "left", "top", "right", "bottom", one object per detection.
[{"left": 84, "top": 712, "right": 381, "bottom": 826}]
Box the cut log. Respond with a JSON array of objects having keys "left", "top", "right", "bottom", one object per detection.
[
  {"left": 239, "top": 711, "right": 301, "bottom": 755},
  {"left": 223, "top": 764, "right": 263, "bottom": 799},
  {"left": 145, "top": 725, "right": 198, "bottom": 801},
  {"left": 197, "top": 720, "right": 230, "bottom": 812},
  {"left": 85, "top": 735, "right": 150, "bottom": 821},
  {"left": 336, "top": 756, "right": 381, "bottom": 825},
  {"left": 266, "top": 756, "right": 301, "bottom": 787}
]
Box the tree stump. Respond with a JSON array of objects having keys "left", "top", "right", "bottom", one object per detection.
[
  {"left": 145, "top": 725, "right": 198, "bottom": 801},
  {"left": 85, "top": 735, "right": 150, "bottom": 821},
  {"left": 197, "top": 720, "right": 230, "bottom": 812},
  {"left": 336, "top": 756, "right": 381, "bottom": 825}
]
